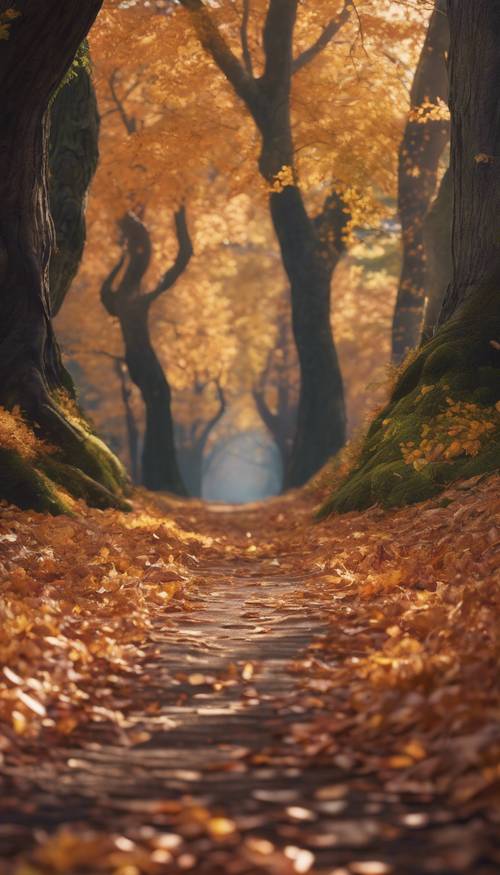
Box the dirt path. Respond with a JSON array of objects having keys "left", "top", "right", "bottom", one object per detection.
[{"left": 1, "top": 492, "right": 499, "bottom": 874}]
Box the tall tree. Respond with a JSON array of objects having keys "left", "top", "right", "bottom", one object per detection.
[
  {"left": 101, "top": 209, "right": 192, "bottom": 493},
  {"left": 0, "top": 0, "right": 127, "bottom": 512},
  {"left": 180, "top": 0, "right": 351, "bottom": 487},
  {"left": 391, "top": 0, "right": 450, "bottom": 363},
  {"left": 322, "top": 0, "right": 500, "bottom": 515}
]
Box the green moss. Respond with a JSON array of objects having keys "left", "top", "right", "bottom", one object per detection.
[
  {"left": 40, "top": 458, "right": 131, "bottom": 512},
  {"left": 0, "top": 449, "right": 69, "bottom": 515}
]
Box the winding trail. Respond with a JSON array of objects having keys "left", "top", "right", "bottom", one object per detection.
[{"left": 1, "top": 495, "right": 499, "bottom": 875}]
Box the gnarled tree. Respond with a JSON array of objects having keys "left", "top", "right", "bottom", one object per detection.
[
  {"left": 101, "top": 208, "right": 192, "bottom": 493},
  {"left": 0, "top": 0, "right": 128, "bottom": 513}
]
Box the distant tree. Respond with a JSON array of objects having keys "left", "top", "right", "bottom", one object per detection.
[
  {"left": 392, "top": 0, "right": 450, "bottom": 363},
  {"left": 421, "top": 166, "right": 452, "bottom": 341},
  {"left": 101, "top": 209, "right": 192, "bottom": 493},
  {"left": 253, "top": 300, "right": 298, "bottom": 483},
  {"left": 176, "top": 376, "right": 226, "bottom": 497}
]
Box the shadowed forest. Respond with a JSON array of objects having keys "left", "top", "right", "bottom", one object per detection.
[{"left": 0, "top": 1, "right": 499, "bottom": 873}]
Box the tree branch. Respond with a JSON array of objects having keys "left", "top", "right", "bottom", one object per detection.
[
  {"left": 100, "top": 254, "right": 125, "bottom": 316},
  {"left": 197, "top": 378, "right": 226, "bottom": 453},
  {"left": 179, "top": 0, "right": 259, "bottom": 111},
  {"left": 108, "top": 70, "right": 137, "bottom": 135},
  {"left": 144, "top": 205, "right": 193, "bottom": 305},
  {"left": 292, "top": 1, "right": 352, "bottom": 74}
]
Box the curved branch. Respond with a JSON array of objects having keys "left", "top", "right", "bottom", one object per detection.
[
  {"left": 144, "top": 205, "right": 193, "bottom": 305},
  {"left": 253, "top": 384, "right": 279, "bottom": 439},
  {"left": 292, "top": 1, "right": 351, "bottom": 74},
  {"left": 100, "top": 254, "right": 125, "bottom": 316}
]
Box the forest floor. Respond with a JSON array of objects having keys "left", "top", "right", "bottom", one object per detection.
[{"left": 0, "top": 474, "right": 499, "bottom": 875}]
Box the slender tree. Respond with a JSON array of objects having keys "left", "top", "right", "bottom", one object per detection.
[
  {"left": 253, "top": 304, "right": 298, "bottom": 483},
  {"left": 180, "top": 0, "right": 351, "bottom": 487},
  {"left": 101, "top": 209, "right": 192, "bottom": 493},
  {"left": 392, "top": 0, "right": 449, "bottom": 363},
  {"left": 176, "top": 377, "right": 226, "bottom": 497}
]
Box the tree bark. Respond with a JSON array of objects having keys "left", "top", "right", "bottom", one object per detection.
[
  {"left": 101, "top": 210, "right": 192, "bottom": 494},
  {"left": 392, "top": 1, "right": 450, "bottom": 363},
  {"left": 0, "top": 1, "right": 102, "bottom": 419},
  {"left": 268, "top": 189, "right": 346, "bottom": 486},
  {"left": 438, "top": 0, "right": 500, "bottom": 323},
  {"left": 49, "top": 48, "right": 100, "bottom": 316},
  {"left": 421, "top": 166, "right": 452, "bottom": 340}
]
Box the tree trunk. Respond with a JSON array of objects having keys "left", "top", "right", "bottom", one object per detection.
[
  {"left": 421, "top": 166, "right": 452, "bottom": 340},
  {"left": 392, "top": 1, "right": 450, "bottom": 362},
  {"left": 322, "top": 0, "right": 500, "bottom": 516},
  {"left": 49, "top": 47, "right": 100, "bottom": 316},
  {"left": 0, "top": 1, "right": 102, "bottom": 417},
  {"left": 0, "top": 2, "right": 130, "bottom": 512},
  {"left": 438, "top": 0, "right": 500, "bottom": 323},
  {"left": 101, "top": 211, "right": 191, "bottom": 495},
  {"left": 120, "top": 304, "right": 185, "bottom": 494},
  {"left": 269, "top": 187, "right": 346, "bottom": 487}
]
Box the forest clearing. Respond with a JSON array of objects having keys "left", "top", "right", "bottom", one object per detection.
[{"left": 0, "top": 0, "right": 499, "bottom": 872}]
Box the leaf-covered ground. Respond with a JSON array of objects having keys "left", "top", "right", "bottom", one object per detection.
[{"left": 0, "top": 474, "right": 499, "bottom": 874}]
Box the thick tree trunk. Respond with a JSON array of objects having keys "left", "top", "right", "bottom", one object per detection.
[
  {"left": 421, "top": 166, "right": 452, "bottom": 340},
  {"left": 0, "top": 1, "right": 102, "bottom": 417},
  {"left": 0, "top": 1, "right": 130, "bottom": 512},
  {"left": 49, "top": 49, "right": 100, "bottom": 316},
  {"left": 322, "top": 0, "right": 500, "bottom": 516},
  {"left": 438, "top": 0, "right": 500, "bottom": 323},
  {"left": 270, "top": 187, "right": 346, "bottom": 487},
  {"left": 392, "top": 1, "right": 450, "bottom": 362}
]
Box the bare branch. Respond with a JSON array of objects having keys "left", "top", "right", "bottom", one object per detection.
[
  {"left": 108, "top": 70, "right": 137, "bottom": 135},
  {"left": 292, "top": 1, "right": 351, "bottom": 74},
  {"left": 144, "top": 205, "right": 193, "bottom": 305}
]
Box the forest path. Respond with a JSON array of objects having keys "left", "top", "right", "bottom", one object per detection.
[{"left": 1, "top": 485, "right": 499, "bottom": 875}]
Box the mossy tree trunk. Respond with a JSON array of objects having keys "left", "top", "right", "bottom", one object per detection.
[
  {"left": 322, "top": 0, "right": 500, "bottom": 516},
  {"left": 49, "top": 47, "right": 100, "bottom": 316},
  {"left": 180, "top": 0, "right": 351, "bottom": 487},
  {"left": 0, "top": 0, "right": 129, "bottom": 513},
  {"left": 101, "top": 209, "right": 192, "bottom": 495},
  {"left": 392, "top": 0, "right": 449, "bottom": 363}
]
